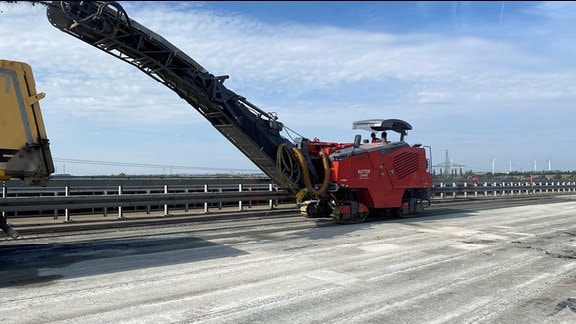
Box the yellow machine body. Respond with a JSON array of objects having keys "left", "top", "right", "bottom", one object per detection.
[{"left": 0, "top": 59, "right": 54, "bottom": 186}]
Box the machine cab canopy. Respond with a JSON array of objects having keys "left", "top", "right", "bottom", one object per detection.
[{"left": 352, "top": 119, "right": 412, "bottom": 141}]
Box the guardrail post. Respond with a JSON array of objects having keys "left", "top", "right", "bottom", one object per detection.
[
  {"left": 555, "top": 182, "right": 558, "bottom": 193},
  {"left": 238, "top": 184, "right": 244, "bottom": 211},
  {"left": 522, "top": 182, "right": 530, "bottom": 194},
  {"left": 218, "top": 188, "right": 223, "bottom": 210},
  {"left": 163, "top": 185, "right": 170, "bottom": 216},
  {"left": 204, "top": 185, "right": 209, "bottom": 213},
  {"left": 118, "top": 185, "right": 125, "bottom": 219},
  {"left": 539, "top": 182, "right": 543, "bottom": 193},
  {"left": 185, "top": 189, "right": 189, "bottom": 212},
  {"left": 248, "top": 187, "right": 253, "bottom": 208},
  {"left": 103, "top": 190, "right": 108, "bottom": 217},
  {"left": 53, "top": 191, "right": 58, "bottom": 220},
  {"left": 64, "top": 186, "right": 72, "bottom": 223},
  {"left": 439, "top": 183, "right": 445, "bottom": 199},
  {"left": 269, "top": 184, "right": 274, "bottom": 209},
  {"left": 146, "top": 189, "right": 151, "bottom": 214},
  {"left": 452, "top": 182, "right": 456, "bottom": 198},
  {"left": 463, "top": 182, "right": 467, "bottom": 198},
  {"left": 2, "top": 183, "right": 6, "bottom": 220},
  {"left": 274, "top": 184, "right": 279, "bottom": 207}
]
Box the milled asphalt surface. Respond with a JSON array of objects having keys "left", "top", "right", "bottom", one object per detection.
[{"left": 1, "top": 196, "right": 576, "bottom": 323}]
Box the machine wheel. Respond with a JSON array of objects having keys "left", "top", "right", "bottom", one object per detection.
[
  {"left": 332, "top": 206, "right": 368, "bottom": 224},
  {"left": 335, "top": 212, "right": 368, "bottom": 224},
  {"left": 392, "top": 207, "right": 417, "bottom": 218},
  {"left": 300, "top": 200, "right": 331, "bottom": 218},
  {"left": 305, "top": 201, "right": 320, "bottom": 218}
]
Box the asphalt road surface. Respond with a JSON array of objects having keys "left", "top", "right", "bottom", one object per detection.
[{"left": 1, "top": 195, "right": 576, "bottom": 323}]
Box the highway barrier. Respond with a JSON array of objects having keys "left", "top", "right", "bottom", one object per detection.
[{"left": 1, "top": 180, "right": 575, "bottom": 223}]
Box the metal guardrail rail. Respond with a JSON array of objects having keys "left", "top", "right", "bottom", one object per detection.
[
  {"left": 434, "top": 181, "right": 576, "bottom": 199},
  {"left": 1, "top": 183, "right": 291, "bottom": 222},
  {"left": 1, "top": 181, "right": 575, "bottom": 222}
]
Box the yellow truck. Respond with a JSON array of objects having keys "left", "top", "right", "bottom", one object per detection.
[{"left": 1, "top": 59, "right": 54, "bottom": 238}]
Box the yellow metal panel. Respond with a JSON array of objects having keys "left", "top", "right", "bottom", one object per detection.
[{"left": 0, "top": 59, "right": 54, "bottom": 185}]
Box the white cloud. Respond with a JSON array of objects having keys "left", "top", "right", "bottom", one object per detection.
[{"left": 1, "top": 1, "right": 575, "bottom": 173}]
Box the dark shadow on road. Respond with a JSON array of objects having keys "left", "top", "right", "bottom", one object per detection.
[{"left": 0, "top": 235, "right": 247, "bottom": 288}]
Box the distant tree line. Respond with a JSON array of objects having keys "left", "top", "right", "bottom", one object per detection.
[{"left": 433, "top": 169, "right": 575, "bottom": 181}]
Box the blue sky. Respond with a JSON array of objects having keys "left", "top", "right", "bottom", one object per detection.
[{"left": 1, "top": 1, "right": 575, "bottom": 175}]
